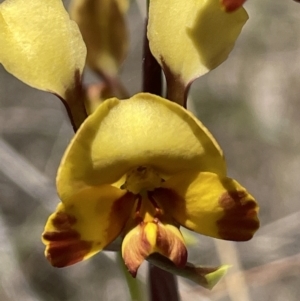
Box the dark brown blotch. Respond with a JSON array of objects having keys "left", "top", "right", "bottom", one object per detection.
[
  {"left": 43, "top": 229, "right": 80, "bottom": 242},
  {"left": 43, "top": 211, "right": 93, "bottom": 267},
  {"left": 46, "top": 239, "right": 93, "bottom": 268},
  {"left": 52, "top": 212, "right": 77, "bottom": 230},
  {"left": 217, "top": 191, "right": 259, "bottom": 241}
]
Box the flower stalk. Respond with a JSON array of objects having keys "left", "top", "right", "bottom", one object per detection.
[
  {"left": 142, "top": 8, "right": 179, "bottom": 301},
  {"left": 142, "top": 18, "right": 162, "bottom": 96}
]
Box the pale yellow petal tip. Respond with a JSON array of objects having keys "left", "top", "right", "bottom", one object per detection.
[
  {"left": 148, "top": 0, "right": 248, "bottom": 87},
  {"left": 0, "top": 0, "right": 86, "bottom": 98},
  {"left": 204, "top": 264, "right": 231, "bottom": 290}
]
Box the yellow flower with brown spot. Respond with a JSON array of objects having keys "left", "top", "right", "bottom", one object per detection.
[{"left": 42, "top": 93, "right": 259, "bottom": 276}]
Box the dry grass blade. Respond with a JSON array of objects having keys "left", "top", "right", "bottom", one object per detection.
[
  {"left": 0, "top": 138, "right": 58, "bottom": 211},
  {"left": 0, "top": 208, "right": 41, "bottom": 301}
]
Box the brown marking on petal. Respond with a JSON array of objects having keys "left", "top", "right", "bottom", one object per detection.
[
  {"left": 43, "top": 229, "right": 80, "bottom": 242},
  {"left": 111, "top": 192, "right": 136, "bottom": 215},
  {"left": 221, "top": 0, "right": 246, "bottom": 12},
  {"left": 123, "top": 223, "right": 152, "bottom": 277},
  {"left": 152, "top": 187, "right": 181, "bottom": 207},
  {"left": 219, "top": 191, "right": 248, "bottom": 209},
  {"left": 156, "top": 223, "right": 187, "bottom": 268},
  {"left": 43, "top": 228, "right": 93, "bottom": 267},
  {"left": 217, "top": 191, "right": 259, "bottom": 241},
  {"left": 46, "top": 238, "right": 93, "bottom": 267},
  {"left": 51, "top": 212, "right": 77, "bottom": 230},
  {"left": 43, "top": 210, "right": 93, "bottom": 267},
  {"left": 107, "top": 192, "right": 137, "bottom": 238}
]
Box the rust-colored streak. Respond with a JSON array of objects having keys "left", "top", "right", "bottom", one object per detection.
[
  {"left": 111, "top": 192, "right": 136, "bottom": 215},
  {"left": 43, "top": 229, "right": 80, "bottom": 241},
  {"left": 219, "top": 191, "right": 250, "bottom": 209},
  {"left": 123, "top": 223, "right": 151, "bottom": 277},
  {"left": 217, "top": 191, "right": 259, "bottom": 241},
  {"left": 46, "top": 238, "right": 93, "bottom": 268},
  {"left": 52, "top": 212, "right": 77, "bottom": 229},
  {"left": 222, "top": 0, "right": 246, "bottom": 12},
  {"left": 43, "top": 211, "right": 93, "bottom": 267},
  {"left": 156, "top": 224, "right": 187, "bottom": 268}
]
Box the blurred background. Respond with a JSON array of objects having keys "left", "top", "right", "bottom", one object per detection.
[{"left": 1, "top": 0, "right": 300, "bottom": 300}]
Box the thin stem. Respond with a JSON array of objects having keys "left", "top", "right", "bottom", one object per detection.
[
  {"left": 142, "top": 18, "right": 162, "bottom": 95},
  {"left": 149, "top": 265, "right": 180, "bottom": 301},
  {"left": 117, "top": 252, "right": 143, "bottom": 301},
  {"left": 142, "top": 10, "right": 180, "bottom": 301}
]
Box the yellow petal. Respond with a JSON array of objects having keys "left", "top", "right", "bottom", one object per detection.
[
  {"left": 70, "top": 0, "right": 128, "bottom": 77},
  {"left": 57, "top": 93, "right": 225, "bottom": 201},
  {"left": 122, "top": 221, "right": 187, "bottom": 277},
  {"left": 42, "top": 185, "right": 135, "bottom": 267},
  {"left": 148, "top": 0, "right": 248, "bottom": 85},
  {"left": 154, "top": 171, "right": 259, "bottom": 241},
  {"left": 0, "top": 0, "right": 86, "bottom": 99}
]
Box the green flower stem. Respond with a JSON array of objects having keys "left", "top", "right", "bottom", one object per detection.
[
  {"left": 148, "top": 253, "right": 229, "bottom": 289},
  {"left": 117, "top": 252, "right": 143, "bottom": 301}
]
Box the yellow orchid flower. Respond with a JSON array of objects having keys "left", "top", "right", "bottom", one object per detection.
[
  {"left": 42, "top": 93, "right": 259, "bottom": 276},
  {"left": 0, "top": 0, "right": 258, "bottom": 279}
]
